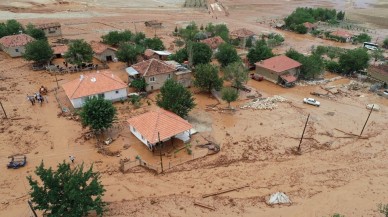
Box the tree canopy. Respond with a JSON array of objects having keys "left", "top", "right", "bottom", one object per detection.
[
  {"left": 193, "top": 63, "right": 223, "bottom": 92},
  {"left": 286, "top": 49, "right": 324, "bottom": 79},
  {"left": 101, "top": 30, "right": 133, "bottom": 46},
  {"left": 247, "top": 40, "right": 274, "bottom": 65},
  {"left": 169, "top": 48, "right": 188, "bottom": 63},
  {"left": 25, "top": 23, "right": 46, "bottom": 40},
  {"left": 205, "top": 23, "right": 229, "bottom": 41},
  {"left": 156, "top": 79, "right": 196, "bottom": 118},
  {"left": 221, "top": 87, "right": 239, "bottom": 108},
  {"left": 190, "top": 42, "right": 212, "bottom": 65},
  {"left": 353, "top": 33, "right": 372, "bottom": 44},
  {"left": 64, "top": 39, "right": 93, "bottom": 66},
  {"left": 116, "top": 43, "right": 144, "bottom": 66},
  {"left": 223, "top": 62, "right": 249, "bottom": 89},
  {"left": 179, "top": 22, "right": 199, "bottom": 41},
  {"left": 383, "top": 37, "right": 388, "bottom": 49},
  {"left": 23, "top": 40, "right": 53, "bottom": 64},
  {"left": 215, "top": 43, "right": 240, "bottom": 67},
  {"left": 80, "top": 97, "right": 117, "bottom": 133},
  {"left": 339, "top": 48, "right": 370, "bottom": 74},
  {"left": 0, "top": 19, "right": 24, "bottom": 38},
  {"left": 130, "top": 77, "right": 148, "bottom": 92},
  {"left": 284, "top": 7, "right": 339, "bottom": 28},
  {"left": 27, "top": 161, "right": 106, "bottom": 217},
  {"left": 143, "top": 37, "right": 165, "bottom": 50}
]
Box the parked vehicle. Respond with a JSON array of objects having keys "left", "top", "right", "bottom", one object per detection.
[
  {"left": 7, "top": 155, "right": 27, "bottom": 169},
  {"left": 303, "top": 98, "right": 320, "bottom": 107},
  {"left": 383, "top": 90, "right": 388, "bottom": 96}
]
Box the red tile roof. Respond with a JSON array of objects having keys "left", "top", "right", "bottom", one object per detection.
[
  {"left": 35, "top": 22, "right": 61, "bottom": 29},
  {"left": 330, "top": 30, "right": 353, "bottom": 38},
  {"left": 127, "top": 109, "right": 192, "bottom": 144},
  {"left": 52, "top": 45, "right": 68, "bottom": 54},
  {"left": 62, "top": 71, "right": 127, "bottom": 99},
  {"left": 132, "top": 58, "right": 176, "bottom": 77},
  {"left": 280, "top": 74, "right": 297, "bottom": 83},
  {"left": 255, "top": 55, "right": 302, "bottom": 74},
  {"left": 200, "top": 36, "right": 225, "bottom": 50},
  {"left": 0, "top": 34, "right": 35, "bottom": 48},
  {"left": 90, "top": 41, "right": 116, "bottom": 54},
  {"left": 230, "top": 28, "right": 255, "bottom": 38},
  {"left": 144, "top": 49, "right": 155, "bottom": 57}
]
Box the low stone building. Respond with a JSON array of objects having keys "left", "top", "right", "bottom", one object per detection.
[
  {"left": 62, "top": 71, "right": 127, "bottom": 108},
  {"left": 303, "top": 22, "right": 317, "bottom": 32},
  {"left": 36, "top": 22, "right": 62, "bottom": 37},
  {"left": 165, "top": 60, "right": 192, "bottom": 88},
  {"left": 329, "top": 30, "right": 353, "bottom": 42},
  {"left": 0, "top": 34, "right": 35, "bottom": 57},
  {"left": 254, "top": 55, "right": 302, "bottom": 87},
  {"left": 90, "top": 41, "right": 117, "bottom": 62},
  {"left": 126, "top": 58, "right": 177, "bottom": 92},
  {"left": 230, "top": 28, "right": 255, "bottom": 48},
  {"left": 52, "top": 44, "right": 68, "bottom": 58},
  {"left": 200, "top": 36, "right": 225, "bottom": 53}
]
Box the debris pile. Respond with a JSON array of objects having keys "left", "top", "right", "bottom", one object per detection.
[
  {"left": 346, "top": 81, "right": 369, "bottom": 90},
  {"left": 296, "top": 76, "right": 342, "bottom": 86},
  {"left": 241, "top": 95, "right": 287, "bottom": 110}
]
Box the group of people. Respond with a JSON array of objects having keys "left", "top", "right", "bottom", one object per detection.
[{"left": 27, "top": 92, "right": 45, "bottom": 106}]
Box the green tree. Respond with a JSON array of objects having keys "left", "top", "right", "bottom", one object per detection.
[
  {"left": 354, "top": 33, "right": 372, "bottom": 43},
  {"left": 169, "top": 48, "right": 188, "bottom": 63},
  {"left": 143, "top": 37, "right": 165, "bottom": 50},
  {"left": 247, "top": 40, "right": 274, "bottom": 65},
  {"left": 27, "top": 161, "right": 106, "bottom": 217},
  {"left": 245, "top": 36, "right": 253, "bottom": 48},
  {"left": 221, "top": 87, "right": 239, "bottom": 108},
  {"left": 325, "top": 60, "right": 341, "bottom": 73},
  {"left": 156, "top": 79, "right": 195, "bottom": 117},
  {"left": 300, "top": 54, "right": 324, "bottom": 79},
  {"left": 5, "top": 19, "right": 24, "bottom": 35},
  {"left": 215, "top": 43, "right": 240, "bottom": 67},
  {"left": 80, "top": 97, "right": 117, "bottom": 133},
  {"left": 295, "top": 24, "right": 308, "bottom": 34},
  {"left": 179, "top": 22, "right": 199, "bottom": 41},
  {"left": 383, "top": 37, "right": 388, "bottom": 49},
  {"left": 25, "top": 23, "right": 46, "bottom": 40},
  {"left": 378, "top": 203, "right": 388, "bottom": 217},
  {"left": 132, "top": 32, "right": 146, "bottom": 45},
  {"left": 101, "top": 30, "right": 132, "bottom": 46},
  {"left": 332, "top": 214, "right": 345, "bottom": 217},
  {"left": 223, "top": 61, "right": 249, "bottom": 90},
  {"left": 64, "top": 39, "right": 93, "bottom": 67},
  {"left": 336, "top": 11, "right": 345, "bottom": 20},
  {"left": 116, "top": 43, "right": 144, "bottom": 66},
  {"left": 339, "top": 48, "right": 370, "bottom": 74},
  {"left": 194, "top": 63, "right": 223, "bottom": 92},
  {"left": 286, "top": 48, "right": 305, "bottom": 62},
  {"left": 23, "top": 40, "right": 53, "bottom": 64},
  {"left": 191, "top": 42, "right": 212, "bottom": 65},
  {"left": 371, "top": 48, "right": 384, "bottom": 62},
  {"left": 131, "top": 77, "right": 148, "bottom": 92},
  {"left": 194, "top": 32, "right": 208, "bottom": 41}
]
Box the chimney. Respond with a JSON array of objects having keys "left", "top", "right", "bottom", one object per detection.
[{"left": 80, "top": 74, "right": 84, "bottom": 80}]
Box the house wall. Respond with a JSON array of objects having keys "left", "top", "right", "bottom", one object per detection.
[
  {"left": 129, "top": 125, "right": 151, "bottom": 149},
  {"left": 94, "top": 49, "right": 116, "bottom": 62},
  {"left": 42, "top": 27, "right": 62, "bottom": 37},
  {"left": 70, "top": 88, "right": 127, "bottom": 108},
  {"left": 1, "top": 45, "right": 26, "bottom": 57},
  {"left": 255, "top": 67, "right": 280, "bottom": 84},
  {"left": 145, "top": 72, "right": 174, "bottom": 92},
  {"left": 174, "top": 72, "right": 192, "bottom": 88}
]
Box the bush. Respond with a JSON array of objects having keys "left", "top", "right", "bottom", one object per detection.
[
  {"left": 353, "top": 33, "right": 372, "bottom": 44},
  {"left": 295, "top": 24, "right": 308, "bottom": 34},
  {"left": 325, "top": 60, "right": 341, "bottom": 73},
  {"left": 215, "top": 43, "right": 240, "bottom": 67}
]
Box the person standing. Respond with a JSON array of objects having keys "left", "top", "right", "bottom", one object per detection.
[{"left": 69, "top": 155, "right": 75, "bottom": 163}]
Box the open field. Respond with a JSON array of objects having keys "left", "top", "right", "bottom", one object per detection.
[{"left": 0, "top": 0, "right": 388, "bottom": 217}]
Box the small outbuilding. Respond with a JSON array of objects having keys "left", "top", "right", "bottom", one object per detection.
[
  {"left": 62, "top": 71, "right": 127, "bottom": 108},
  {"left": 145, "top": 20, "right": 162, "bottom": 28},
  {"left": 230, "top": 28, "right": 255, "bottom": 48},
  {"left": 35, "top": 22, "right": 62, "bottom": 37},
  {"left": 127, "top": 109, "right": 193, "bottom": 151},
  {"left": 165, "top": 60, "right": 192, "bottom": 88},
  {"left": 90, "top": 41, "right": 117, "bottom": 62},
  {"left": 52, "top": 44, "right": 68, "bottom": 58},
  {"left": 0, "top": 34, "right": 35, "bottom": 57},
  {"left": 329, "top": 30, "right": 353, "bottom": 42},
  {"left": 144, "top": 49, "right": 171, "bottom": 60},
  {"left": 255, "top": 55, "right": 301, "bottom": 87},
  {"left": 200, "top": 36, "right": 225, "bottom": 52}
]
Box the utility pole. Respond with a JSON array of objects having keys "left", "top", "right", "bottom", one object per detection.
[
  {"left": 298, "top": 114, "right": 310, "bottom": 152},
  {"left": 0, "top": 100, "right": 7, "bottom": 119},
  {"left": 360, "top": 104, "right": 374, "bottom": 137},
  {"left": 28, "top": 200, "right": 38, "bottom": 217},
  {"left": 158, "top": 132, "right": 164, "bottom": 173}
]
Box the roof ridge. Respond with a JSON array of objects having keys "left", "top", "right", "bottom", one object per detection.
[
  {"left": 100, "top": 72, "right": 125, "bottom": 85},
  {"left": 70, "top": 75, "right": 86, "bottom": 98},
  {"left": 143, "top": 59, "right": 154, "bottom": 77},
  {"left": 151, "top": 110, "right": 162, "bottom": 143},
  {"left": 163, "top": 110, "right": 190, "bottom": 125}
]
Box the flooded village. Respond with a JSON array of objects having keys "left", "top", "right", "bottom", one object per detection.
[{"left": 0, "top": 0, "right": 388, "bottom": 216}]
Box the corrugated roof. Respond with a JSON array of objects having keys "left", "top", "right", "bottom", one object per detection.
[
  {"left": 255, "top": 55, "right": 302, "bottom": 74},
  {"left": 0, "top": 34, "right": 35, "bottom": 48},
  {"left": 131, "top": 58, "right": 176, "bottom": 77},
  {"left": 62, "top": 71, "right": 127, "bottom": 99},
  {"left": 127, "top": 109, "right": 192, "bottom": 144}
]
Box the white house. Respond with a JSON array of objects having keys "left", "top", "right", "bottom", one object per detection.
[
  {"left": 127, "top": 109, "right": 193, "bottom": 151},
  {"left": 62, "top": 71, "right": 127, "bottom": 108}
]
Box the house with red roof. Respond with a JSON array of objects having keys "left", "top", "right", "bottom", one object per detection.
[
  {"left": 200, "top": 36, "right": 225, "bottom": 52},
  {"left": 90, "top": 41, "right": 117, "bottom": 62},
  {"left": 329, "top": 30, "right": 353, "bottom": 42},
  {"left": 254, "top": 55, "right": 302, "bottom": 87},
  {"left": 52, "top": 44, "right": 68, "bottom": 58},
  {"left": 0, "top": 34, "right": 35, "bottom": 57},
  {"left": 61, "top": 70, "right": 127, "bottom": 108},
  {"left": 127, "top": 109, "right": 193, "bottom": 150},
  {"left": 126, "top": 58, "right": 179, "bottom": 91}
]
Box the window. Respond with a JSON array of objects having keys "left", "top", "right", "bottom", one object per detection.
[
  {"left": 141, "top": 135, "right": 144, "bottom": 140},
  {"left": 15, "top": 49, "right": 19, "bottom": 52},
  {"left": 115, "top": 90, "right": 119, "bottom": 94},
  {"left": 132, "top": 127, "right": 136, "bottom": 132},
  {"left": 98, "top": 93, "right": 105, "bottom": 98},
  {"left": 149, "top": 77, "right": 155, "bottom": 82},
  {"left": 167, "top": 74, "right": 171, "bottom": 79}
]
